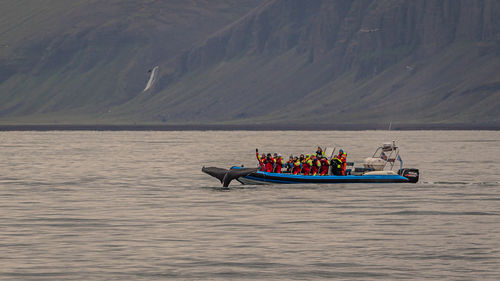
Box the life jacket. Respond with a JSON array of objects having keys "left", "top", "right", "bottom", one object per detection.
[
  {"left": 301, "top": 158, "right": 312, "bottom": 175},
  {"left": 315, "top": 149, "right": 325, "bottom": 158},
  {"left": 311, "top": 158, "right": 320, "bottom": 175},
  {"left": 265, "top": 157, "right": 274, "bottom": 173},
  {"left": 338, "top": 153, "right": 347, "bottom": 175},
  {"left": 292, "top": 160, "right": 302, "bottom": 175},
  {"left": 331, "top": 157, "right": 343, "bottom": 176},
  {"left": 274, "top": 157, "right": 283, "bottom": 173},
  {"left": 319, "top": 159, "right": 329, "bottom": 175},
  {"left": 286, "top": 160, "right": 294, "bottom": 172},
  {"left": 256, "top": 152, "right": 265, "bottom": 171},
  {"left": 338, "top": 153, "right": 347, "bottom": 163}
]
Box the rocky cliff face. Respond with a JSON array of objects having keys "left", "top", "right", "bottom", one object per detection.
[
  {"left": 118, "top": 0, "right": 497, "bottom": 125},
  {"left": 175, "top": 0, "right": 500, "bottom": 79}
]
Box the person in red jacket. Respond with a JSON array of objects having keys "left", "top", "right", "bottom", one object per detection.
[
  {"left": 310, "top": 155, "right": 320, "bottom": 176},
  {"left": 274, "top": 154, "right": 283, "bottom": 173},
  {"left": 292, "top": 156, "right": 301, "bottom": 175},
  {"left": 336, "top": 149, "right": 347, "bottom": 176},
  {"left": 256, "top": 149, "right": 266, "bottom": 171},
  {"left": 264, "top": 153, "right": 274, "bottom": 173},
  {"left": 319, "top": 156, "right": 330, "bottom": 175},
  {"left": 301, "top": 155, "right": 312, "bottom": 175}
]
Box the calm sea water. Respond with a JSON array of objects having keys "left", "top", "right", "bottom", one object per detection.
[{"left": 0, "top": 130, "right": 499, "bottom": 280}]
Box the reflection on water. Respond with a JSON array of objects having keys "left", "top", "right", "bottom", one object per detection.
[{"left": 0, "top": 130, "right": 499, "bottom": 280}]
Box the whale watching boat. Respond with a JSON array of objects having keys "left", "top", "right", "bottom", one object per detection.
[{"left": 202, "top": 141, "right": 419, "bottom": 187}]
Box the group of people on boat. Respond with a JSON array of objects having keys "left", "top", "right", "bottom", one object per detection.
[{"left": 256, "top": 146, "right": 348, "bottom": 176}]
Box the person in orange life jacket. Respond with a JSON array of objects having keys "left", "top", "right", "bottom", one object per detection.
[
  {"left": 301, "top": 154, "right": 312, "bottom": 175},
  {"left": 292, "top": 156, "right": 302, "bottom": 175},
  {"left": 274, "top": 154, "right": 284, "bottom": 173},
  {"left": 255, "top": 149, "right": 266, "bottom": 171},
  {"left": 310, "top": 155, "right": 321, "bottom": 176},
  {"left": 319, "top": 156, "right": 330, "bottom": 176},
  {"left": 336, "top": 149, "right": 347, "bottom": 176},
  {"left": 264, "top": 153, "right": 274, "bottom": 173}
]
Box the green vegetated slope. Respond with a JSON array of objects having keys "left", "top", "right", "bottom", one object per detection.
[
  {"left": 0, "top": 0, "right": 264, "bottom": 124},
  {"left": 1, "top": 0, "right": 499, "bottom": 125}
]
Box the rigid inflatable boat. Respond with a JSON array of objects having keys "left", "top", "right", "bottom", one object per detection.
[{"left": 202, "top": 142, "right": 419, "bottom": 187}]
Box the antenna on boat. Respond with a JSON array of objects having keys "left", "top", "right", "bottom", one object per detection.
[{"left": 386, "top": 121, "right": 395, "bottom": 142}]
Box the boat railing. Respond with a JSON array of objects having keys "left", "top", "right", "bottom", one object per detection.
[{"left": 368, "top": 141, "right": 401, "bottom": 171}]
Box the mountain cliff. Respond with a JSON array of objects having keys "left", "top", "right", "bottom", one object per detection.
[{"left": 1, "top": 0, "right": 499, "bottom": 125}]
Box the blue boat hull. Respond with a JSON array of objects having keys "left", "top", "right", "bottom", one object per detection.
[
  {"left": 236, "top": 170, "right": 409, "bottom": 185},
  {"left": 202, "top": 166, "right": 412, "bottom": 186}
]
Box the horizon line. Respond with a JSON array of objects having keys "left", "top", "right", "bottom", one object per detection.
[{"left": 0, "top": 123, "right": 499, "bottom": 131}]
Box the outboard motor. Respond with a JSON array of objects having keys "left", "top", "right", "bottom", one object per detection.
[{"left": 398, "top": 168, "right": 419, "bottom": 183}]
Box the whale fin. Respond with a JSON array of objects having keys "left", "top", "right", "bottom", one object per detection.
[{"left": 202, "top": 166, "right": 258, "bottom": 187}]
